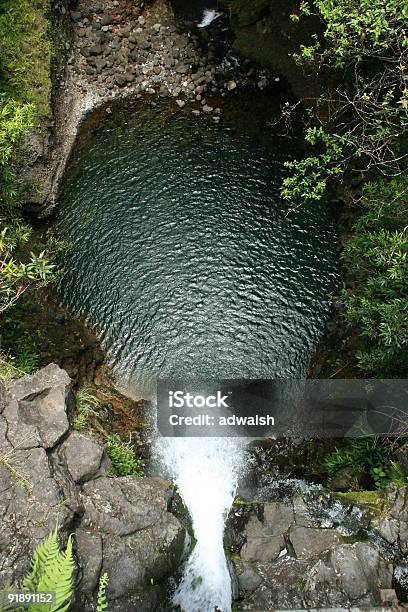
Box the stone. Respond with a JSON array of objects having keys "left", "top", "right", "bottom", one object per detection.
[
  {"left": 59, "top": 432, "right": 110, "bottom": 484},
  {"left": 237, "top": 565, "right": 263, "bottom": 592},
  {"left": 0, "top": 369, "right": 186, "bottom": 610},
  {"left": 329, "top": 466, "right": 361, "bottom": 492},
  {"left": 101, "top": 15, "right": 111, "bottom": 26},
  {"left": 176, "top": 99, "right": 185, "bottom": 108},
  {"left": 138, "top": 16, "right": 146, "bottom": 26},
  {"left": 175, "top": 63, "right": 188, "bottom": 74},
  {"left": 70, "top": 11, "right": 82, "bottom": 22},
  {"left": 307, "top": 541, "right": 393, "bottom": 602},
  {"left": 289, "top": 526, "right": 342, "bottom": 559},
  {"left": 6, "top": 364, "right": 73, "bottom": 449},
  {"left": 139, "top": 40, "right": 151, "bottom": 50},
  {"left": 78, "top": 477, "right": 185, "bottom": 602},
  {"left": 227, "top": 79, "right": 237, "bottom": 90},
  {"left": 89, "top": 44, "right": 103, "bottom": 56},
  {"left": 114, "top": 74, "right": 127, "bottom": 87},
  {"left": 202, "top": 104, "right": 213, "bottom": 113}
]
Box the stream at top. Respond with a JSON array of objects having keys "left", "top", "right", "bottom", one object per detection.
[{"left": 54, "top": 93, "right": 338, "bottom": 611}]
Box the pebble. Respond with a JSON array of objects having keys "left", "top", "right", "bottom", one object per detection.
[
  {"left": 192, "top": 109, "right": 201, "bottom": 116},
  {"left": 176, "top": 99, "right": 185, "bottom": 108},
  {"left": 202, "top": 104, "right": 213, "bottom": 113},
  {"left": 138, "top": 16, "right": 146, "bottom": 26},
  {"left": 114, "top": 74, "right": 127, "bottom": 87},
  {"left": 226, "top": 79, "right": 237, "bottom": 91}
]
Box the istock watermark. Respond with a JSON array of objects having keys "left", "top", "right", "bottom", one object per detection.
[{"left": 156, "top": 379, "right": 408, "bottom": 438}]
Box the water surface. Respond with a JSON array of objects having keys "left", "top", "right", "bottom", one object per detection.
[{"left": 55, "top": 95, "right": 337, "bottom": 396}]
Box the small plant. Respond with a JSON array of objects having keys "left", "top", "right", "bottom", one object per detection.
[
  {"left": 325, "top": 438, "right": 408, "bottom": 490},
  {"left": 72, "top": 388, "right": 100, "bottom": 431},
  {"left": 324, "top": 437, "right": 385, "bottom": 477},
  {"left": 3, "top": 525, "right": 75, "bottom": 612},
  {"left": 97, "top": 572, "right": 109, "bottom": 612},
  {"left": 105, "top": 434, "right": 144, "bottom": 477}
]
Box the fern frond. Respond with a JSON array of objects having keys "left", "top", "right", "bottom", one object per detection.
[
  {"left": 33, "top": 535, "right": 74, "bottom": 612},
  {"left": 97, "top": 572, "right": 109, "bottom": 612},
  {"left": 22, "top": 525, "right": 60, "bottom": 592}
]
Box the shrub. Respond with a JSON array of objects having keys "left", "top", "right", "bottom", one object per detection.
[
  {"left": 105, "top": 434, "right": 144, "bottom": 477},
  {"left": 283, "top": 0, "right": 407, "bottom": 376}
]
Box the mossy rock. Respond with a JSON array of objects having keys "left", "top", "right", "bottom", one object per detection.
[{"left": 333, "top": 491, "right": 384, "bottom": 516}]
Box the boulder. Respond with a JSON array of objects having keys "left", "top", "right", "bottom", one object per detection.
[
  {"left": 58, "top": 432, "right": 111, "bottom": 484},
  {"left": 0, "top": 367, "right": 185, "bottom": 611},
  {"left": 78, "top": 477, "right": 185, "bottom": 606},
  {"left": 5, "top": 363, "right": 73, "bottom": 449}
]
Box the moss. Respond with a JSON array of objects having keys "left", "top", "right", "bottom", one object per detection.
[
  {"left": 0, "top": 0, "right": 53, "bottom": 118},
  {"left": 333, "top": 491, "right": 384, "bottom": 515}
]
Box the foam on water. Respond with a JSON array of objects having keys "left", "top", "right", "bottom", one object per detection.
[{"left": 156, "top": 436, "right": 245, "bottom": 611}]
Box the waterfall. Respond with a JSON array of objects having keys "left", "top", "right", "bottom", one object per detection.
[{"left": 155, "top": 436, "right": 245, "bottom": 612}]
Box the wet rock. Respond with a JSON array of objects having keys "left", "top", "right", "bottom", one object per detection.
[
  {"left": 329, "top": 466, "right": 361, "bottom": 491},
  {"left": 78, "top": 477, "right": 185, "bottom": 604}
]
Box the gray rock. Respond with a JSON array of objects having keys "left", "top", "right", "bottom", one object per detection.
[
  {"left": 78, "top": 477, "right": 185, "bottom": 603},
  {"left": 59, "top": 432, "right": 111, "bottom": 484},
  {"left": 89, "top": 44, "right": 103, "bottom": 56},
  {"left": 101, "top": 15, "right": 111, "bottom": 26},
  {"left": 6, "top": 364, "right": 73, "bottom": 449},
  {"left": 70, "top": 11, "right": 82, "bottom": 22},
  {"left": 176, "top": 99, "right": 185, "bottom": 108},
  {"left": 139, "top": 40, "right": 151, "bottom": 50},
  {"left": 307, "top": 541, "right": 393, "bottom": 602},
  {"left": 114, "top": 74, "right": 127, "bottom": 87},
  {"left": 289, "top": 526, "right": 342, "bottom": 559},
  {"left": 0, "top": 367, "right": 185, "bottom": 610},
  {"left": 329, "top": 466, "right": 361, "bottom": 492},
  {"left": 175, "top": 63, "right": 188, "bottom": 74}
]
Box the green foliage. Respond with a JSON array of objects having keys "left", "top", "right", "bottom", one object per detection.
[
  {"left": 97, "top": 573, "right": 109, "bottom": 612},
  {"left": 0, "top": 0, "right": 52, "bottom": 117},
  {"left": 22, "top": 525, "right": 74, "bottom": 611},
  {"left": 325, "top": 438, "right": 408, "bottom": 490},
  {"left": 296, "top": 0, "right": 407, "bottom": 67},
  {"left": 341, "top": 177, "right": 408, "bottom": 375},
  {"left": 0, "top": 221, "right": 57, "bottom": 314},
  {"left": 283, "top": 0, "right": 407, "bottom": 201},
  {"left": 324, "top": 437, "right": 384, "bottom": 476},
  {"left": 72, "top": 388, "right": 100, "bottom": 431},
  {"left": 105, "top": 434, "right": 144, "bottom": 477},
  {"left": 284, "top": 0, "right": 407, "bottom": 376}
]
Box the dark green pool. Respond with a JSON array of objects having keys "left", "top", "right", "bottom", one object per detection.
[{"left": 55, "top": 95, "right": 337, "bottom": 396}]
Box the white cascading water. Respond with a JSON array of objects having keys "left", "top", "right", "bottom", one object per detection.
[{"left": 155, "top": 436, "right": 245, "bottom": 612}]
